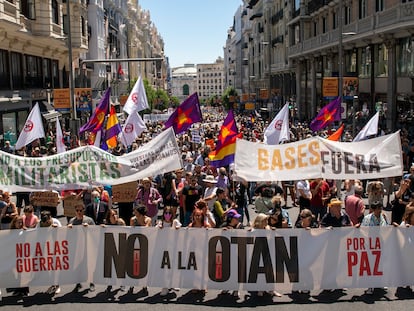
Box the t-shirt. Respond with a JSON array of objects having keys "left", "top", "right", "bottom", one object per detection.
[
  {"left": 182, "top": 184, "right": 203, "bottom": 213},
  {"left": 69, "top": 215, "right": 95, "bottom": 226}
]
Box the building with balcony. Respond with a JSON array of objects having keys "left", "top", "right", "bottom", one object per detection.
[
  {"left": 227, "top": 0, "right": 414, "bottom": 131},
  {"left": 287, "top": 0, "right": 414, "bottom": 131},
  {"left": 0, "top": 0, "right": 166, "bottom": 147}
]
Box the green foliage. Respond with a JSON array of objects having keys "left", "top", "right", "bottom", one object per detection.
[{"left": 222, "top": 87, "right": 238, "bottom": 110}]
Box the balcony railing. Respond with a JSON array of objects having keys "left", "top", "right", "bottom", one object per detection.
[{"left": 288, "top": 2, "right": 414, "bottom": 59}]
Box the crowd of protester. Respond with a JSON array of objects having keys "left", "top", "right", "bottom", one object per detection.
[{"left": 1, "top": 108, "right": 414, "bottom": 299}]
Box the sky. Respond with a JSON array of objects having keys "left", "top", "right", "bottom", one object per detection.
[{"left": 139, "top": 0, "right": 242, "bottom": 68}]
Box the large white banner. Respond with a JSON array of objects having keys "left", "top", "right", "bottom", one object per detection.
[
  {"left": 235, "top": 132, "right": 403, "bottom": 181},
  {"left": 1, "top": 226, "right": 413, "bottom": 291},
  {"left": 0, "top": 128, "right": 182, "bottom": 192}
]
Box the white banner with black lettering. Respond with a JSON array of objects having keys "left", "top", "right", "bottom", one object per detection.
[
  {"left": 1, "top": 226, "right": 413, "bottom": 291},
  {"left": 235, "top": 132, "right": 402, "bottom": 181}
]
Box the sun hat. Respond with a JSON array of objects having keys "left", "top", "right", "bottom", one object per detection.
[{"left": 202, "top": 175, "right": 217, "bottom": 184}]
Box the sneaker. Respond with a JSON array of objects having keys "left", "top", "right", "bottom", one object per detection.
[
  {"left": 46, "top": 285, "right": 58, "bottom": 295},
  {"left": 271, "top": 290, "right": 283, "bottom": 297},
  {"left": 232, "top": 290, "right": 239, "bottom": 298},
  {"left": 55, "top": 286, "right": 61, "bottom": 294},
  {"left": 142, "top": 286, "right": 148, "bottom": 296},
  {"left": 160, "top": 288, "right": 169, "bottom": 296},
  {"left": 128, "top": 286, "right": 134, "bottom": 294},
  {"left": 106, "top": 285, "right": 112, "bottom": 293},
  {"left": 365, "top": 288, "right": 374, "bottom": 295},
  {"left": 74, "top": 283, "right": 82, "bottom": 292},
  {"left": 89, "top": 283, "right": 95, "bottom": 292},
  {"left": 120, "top": 286, "right": 126, "bottom": 292}
]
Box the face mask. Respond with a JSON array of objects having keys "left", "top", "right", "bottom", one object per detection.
[
  {"left": 164, "top": 213, "right": 172, "bottom": 221},
  {"left": 94, "top": 197, "right": 99, "bottom": 203}
]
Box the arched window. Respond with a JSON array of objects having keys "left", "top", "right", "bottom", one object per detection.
[{"left": 183, "top": 84, "right": 189, "bottom": 96}]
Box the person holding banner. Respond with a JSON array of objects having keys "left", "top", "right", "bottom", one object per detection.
[
  {"left": 6, "top": 216, "right": 30, "bottom": 297},
  {"left": 359, "top": 200, "right": 389, "bottom": 295},
  {"left": 67, "top": 203, "right": 95, "bottom": 293},
  {"left": 320, "top": 198, "right": 352, "bottom": 228},
  {"left": 0, "top": 192, "right": 18, "bottom": 230},
  {"left": 129, "top": 204, "right": 151, "bottom": 295}
]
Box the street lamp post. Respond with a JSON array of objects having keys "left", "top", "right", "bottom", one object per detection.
[
  {"left": 66, "top": 0, "right": 78, "bottom": 135},
  {"left": 338, "top": 0, "right": 343, "bottom": 105}
]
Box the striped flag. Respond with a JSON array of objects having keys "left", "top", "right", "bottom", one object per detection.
[
  {"left": 101, "top": 105, "right": 121, "bottom": 150},
  {"left": 79, "top": 87, "right": 110, "bottom": 144}
]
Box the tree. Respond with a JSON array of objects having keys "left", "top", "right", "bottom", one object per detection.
[{"left": 222, "top": 87, "right": 238, "bottom": 110}]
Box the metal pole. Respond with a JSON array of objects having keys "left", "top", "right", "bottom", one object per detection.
[
  {"left": 66, "top": 0, "right": 77, "bottom": 134},
  {"left": 338, "top": 0, "right": 343, "bottom": 105}
]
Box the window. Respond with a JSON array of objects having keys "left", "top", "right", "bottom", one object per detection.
[
  {"left": 183, "top": 84, "right": 189, "bottom": 96},
  {"left": 25, "top": 55, "right": 43, "bottom": 88},
  {"left": 21, "top": 0, "right": 36, "bottom": 20},
  {"left": 313, "top": 21, "right": 318, "bottom": 37},
  {"left": 397, "top": 37, "right": 414, "bottom": 76},
  {"left": 43, "top": 58, "right": 52, "bottom": 87},
  {"left": 332, "top": 12, "right": 337, "bottom": 30},
  {"left": 11, "top": 52, "right": 23, "bottom": 89},
  {"left": 375, "top": 44, "right": 388, "bottom": 77},
  {"left": 359, "top": 0, "right": 367, "bottom": 19},
  {"left": 81, "top": 16, "right": 86, "bottom": 36},
  {"left": 52, "top": 0, "right": 59, "bottom": 24},
  {"left": 322, "top": 17, "right": 327, "bottom": 33},
  {"left": 376, "top": 0, "right": 384, "bottom": 12},
  {"left": 358, "top": 46, "right": 371, "bottom": 78},
  {"left": 52, "top": 60, "right": 59, "bottom": 88},
  {"left": 345, "top": 5, "right": 351, "bottom": 24},
  {"left": 0, "top": 49, "right": 9, "bottom": 89}
]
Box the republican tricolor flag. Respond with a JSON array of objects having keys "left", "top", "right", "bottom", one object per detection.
[
  {"left": 208, "top": 110, "right": 242, "bottom": 167},
  {"left": 164, "top": 92, "right": 202, "bottom": 135},
  {"left": 309, "top": 97, "right": 341, "bottom": 132},
  {"left": 101, "top": 105, "right": 122, "bottom": 150}
]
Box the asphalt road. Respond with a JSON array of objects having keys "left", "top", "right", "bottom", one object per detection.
[{"left": 2, "top": 189, "right": 413, "bottom": 310}]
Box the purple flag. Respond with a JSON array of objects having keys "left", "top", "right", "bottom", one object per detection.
[
  {"left": 79, "top": 88, "right": 111, "bottom": 134},
  {"left": 164, "top": 93, "right": 202, "bottom": 135},
  {"left": 309, "top": 97, "right": 341, "bottom": 132}
]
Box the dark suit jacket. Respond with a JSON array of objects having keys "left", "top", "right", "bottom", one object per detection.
[{"left": 85, "top": 201, "right": 109, "bottom": 225}]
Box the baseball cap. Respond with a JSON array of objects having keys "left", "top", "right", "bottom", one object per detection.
[{"left": 227, "top": 209, "right": 241, "bottom": 219}]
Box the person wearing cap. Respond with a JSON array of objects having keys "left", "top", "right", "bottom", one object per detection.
[
  {"left": 220, "top": 209, "right": 244, "bottom": 229},
  {"left": 202, "top": 175, "right": 218, "bottom": 211},
  {"left": 359, "top": 200, "right": 388, "bottom": 295},
  {"left": 320, "top": 198, "right": 352, "bottom": 228}
]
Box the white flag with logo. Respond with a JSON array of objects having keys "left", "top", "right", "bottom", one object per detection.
[
  {"left": 15, "top": 103, "right": 45, "bottom": 150},
  {"left": 120, "top": 112, "right": 147, "bottom": 147},
  {"left": 263, "top": 103, "right": 290, "bottom": 145},
  {"left": 123, "top": 76, "right": 149, "bottom": 114},
  {"left": 353, "top": 111, "right": 379, "bottom": 142},
  {"left": 55, "top": 118, "right": 66, "bottom": 153}
]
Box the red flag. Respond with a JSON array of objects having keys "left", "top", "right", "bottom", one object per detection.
[{"left": 327, "top": 123, "right": 345, "bottom": 141}]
